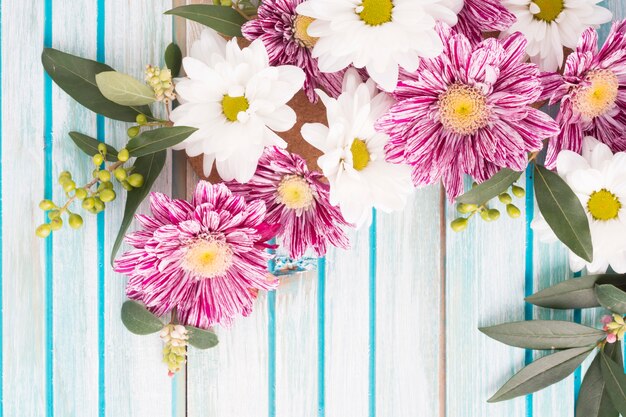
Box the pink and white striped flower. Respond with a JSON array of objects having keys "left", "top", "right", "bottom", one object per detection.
[
  {"left": 227, "top": 146, "right": 351, "bottom": 259},
  {"left": 241, "top": 0, "right": 344, "bottom": 103},
  {"left": 445, "top": 0, "right": 516, "bottom": 44},
  {"left": 114, "top": 182, "right": 278, "bottom": 329},
  {"left": 541, "top": 20, "right": 626, "bottom": 169},
  {"left": 377, "top": 26, "right": 560, "bottom": 200}
]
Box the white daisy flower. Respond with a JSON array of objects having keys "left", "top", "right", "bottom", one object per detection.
[
  {"left": 295, "top": 0, "right": 459, "bottom": 92},
  {"left": 532, "top": 136, "right": 626, "bottom": 273},
  {"left": 170, "top": 28, "right": 305, "bottom": 183},
  {"left": 501, "top": 0, "right": 612, "bottom": 71},
  {"left": 300, "top": 69, "right": 414, "bottom": 228}
]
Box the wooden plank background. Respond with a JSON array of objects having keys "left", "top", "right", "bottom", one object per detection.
[{"left": 1, "top": 0, "right": 623, "bottom": 416}]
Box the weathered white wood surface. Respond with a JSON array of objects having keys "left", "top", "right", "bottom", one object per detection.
[{"left": 3, "top": 1, "right": 625, "bottom": 417}]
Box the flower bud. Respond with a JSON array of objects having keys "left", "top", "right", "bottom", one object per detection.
[
  {"left": 39, "top": 199, "right": 56, "bottom": 211},
  {"left": 68, "top": 213, "right": 84, "bottom": 229},
  {"left": 512, "top": 185, "right": 526, "bottom": 198},
  {"left": 93, "top": 153, "right": 104, "bottom": 166},
  {"left": 99, "top": 189, "right": 116, "bottom": 203},
  {"left": 117, "top": 148, "right": 130, "bottom": 162},
  {"left": 498, "top": 193, "right": 512, "bottom": 204},
  {"left": 507, "top": 204, "right": 521, "bottom": 219},
  {"left": 36, "top": 224, "right": 52, "bottom": 238},
  {"left": 127, "top": 173, "right": 144, "bottom": 188},
  {"left": 451, "top": 217, "right": 469, "bottom": 232}
]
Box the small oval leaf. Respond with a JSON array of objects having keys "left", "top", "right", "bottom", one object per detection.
[
  {"left": 165, "top": 43, "right": 183, "bottom": 77},
  {"left": 595, "top": 284, "right": 626, "bottom": 315},
  {"left": 534, "top": 164, "right": 593, "bottom": 262},
  {"left": 480, "top": 320, "right": 605, "bottom": 350},
  {"left": 95, "top": 71, "right": 156, "bottom": 106},
  {"left": 68, "top": 132, "right": 118, "bottom": 162},
  {"left": 186, "top": 326, "right": 219, "bottom": 350},
  {"left": 126, "top": 126, "right": 197, "bottom": 157},
  {"left": 456, "top": 168, "right": 522, "bottom": 205},
  {"left": 576, "top": 341, "right": 621, "bottom": 417},
  {"left": 600, "top": 349, "right": 626, "bottom": 416},
  {"left": 121, "top": 300, "right": 164, "bottom": 335},
  {"left": 525, "top": 275, "right": 607, "bottom": 309},
  {"left": 165, "top": 5, "right": 247, "bottom": 37}
]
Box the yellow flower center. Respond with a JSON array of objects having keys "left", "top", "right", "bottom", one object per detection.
[
  {"left": 221, "top": 95, "right": 249, "bottom": 122},
  {"left": 438, "top": 84, "right": 489, "bottom": 135},
  {"left": 182, "top": 238, "right": 233, "bottom": 279},
  {"left": 357, "top": 0, "right": 394, "bottom": 26},
  {"left": 531, "top": 0, "right": 564, "bottom": 22},
  {"left": 277, "top": 175, "right": 314, "bottom": 210},
  {"left": 350, "top": 139, "right": 371, "bottom": 171},
  {"left": 587, "top": 189, "right": 622, "bottom": 221},
  {"left": 572, "top": 70, "right": 619, "bottom": 120},
  {"left": 293, "top": 15, "right": 318, "bottom": 48}
]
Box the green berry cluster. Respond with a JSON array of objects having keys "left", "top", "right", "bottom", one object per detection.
[{"left": 451, "top": 184, "right": 526, "bottom": 232}]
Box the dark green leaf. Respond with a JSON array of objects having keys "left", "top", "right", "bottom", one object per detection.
[
  {"left": 95, "top": 71, "right": 155, "bottom": 106},
  {"left": 165, "top": 43, "right": 183, "bottom": 77},
  {"left": 110, "top": 151, "right": 167, "bottom": 264},
  {"left": 480, "top": 320, "right": 605, "bottom": 350},
  {"left": 68, "top": 132, "right": 118, "bottom": 162},
  {"left": 164, "top": 5, "right": 247, "bottom": 37},
  {"left": 456, "top": 168, "right": 522, "bottom": 205},
  {"left": 186, "top": 326, "right": 219, "bottom": 350},
  {"left": 488, "top": 346, "right": 594, "bottom": 402},
  {"left": 534, "top": 164, "right": 593, "bottom": 262},
  {"left": 127, "top": 126, "right": 197, "bottom": 157},
  {"left": 600, "top": 348, "right": 626, "bottom": 415},
  {"left": 42, "top": 48, "right": 151, "bottom": 122},
  {"left": 121, "top": 300, "right": 163, "bottom": 335},
  {"left": 596, "top": 284, "right": 626, "bottom": 315},
  {"left": 576, "top": 342, "right": 621, "bottom": 417},
  {"left": 525, "top": 275, "right": 616, "bottom": 310}
]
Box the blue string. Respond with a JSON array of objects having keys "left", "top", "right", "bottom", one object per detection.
[
  {"left": 524, "top": 167, "right": 535, "bottom": 417},
  {"left": 317, "top": 257, "right": 326, "bottom": 417},
  {"left": 369, "top": 209, "right": 377, "bottom": 417}
]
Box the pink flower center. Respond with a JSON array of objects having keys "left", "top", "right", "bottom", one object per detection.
[
  {"left": 277, "top": 175, "right": 314, "bottom": 210},
  {"left": 293, "top": 15, "right": 318, "bottom": 49},
  {"left": 572, "top": 69, "right": 619, "bottom": 120},
  {"left": 182, "top": 237, "right": 233, "bottom": 279},
  {"left": 438, "top": 84, "right": 489, "bottom": 135}
]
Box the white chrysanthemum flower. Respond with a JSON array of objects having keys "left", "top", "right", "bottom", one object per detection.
[
  {"left": 301, "top": 69, "right": 414, "bottom": 227},
  {"left": 295, "top": 0, "right": 459, "bottom": 92},
  {"left": 502, "top": 0, "right": 611, "bottom": 71},
  {"left": 532, "top": 137, "right": 626, "bottom": 273},
  {"left": 170, "top": 29, "right": 305, "bottom": 183}
]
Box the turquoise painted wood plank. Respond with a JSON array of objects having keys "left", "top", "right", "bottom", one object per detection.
[
  {"left": 2, "top": 0, "right": 47, "bottom": 415},
  {"left": 375, "top": 186, "right": 442, "bottom": 417},
  {"left": 445, "top": 179, "right": 527, "bottom": 417},
  {"left": 50, "top": 1, "right": 100, "bottom": 415},
  {"left": 102, "top": 1, "right": 174, "bottom": 416}
]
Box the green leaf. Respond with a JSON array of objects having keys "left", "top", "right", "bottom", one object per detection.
[
  {"left": 600, "top": 348, "right": 626, "bottom": 415},
  {"left": 164, "top": 5, "right": 247, "bottom": 37},
  {"left": 488, "top": 346, "right": 594, "bottom": 402},
  {"left": 110, "top": 151, "right": 167, "bottom": 264},
  {"left": 576, "top": 342, "right": 622, "bottom": 417},
  {"left": 534, "top": 164, "right": 593, "bottom": 262},
  {"left": 164, "top": 43, "right": 183, "bottom": 77},
  {"left": 42, "top": 48, "right": 152, "bottom": 122},
  {"left": 95, "top": 71, "right": 155, "bottom": 106},
  {"left": 126, "top": 126, "right": 197, "bottom": 158},
  {"left": 595, "top": 284, "right": 626, "bottom": 315},
  {"left": 456, "top": 168, "right": 522, "bottom": 205},
  {"left": 68, "top": 132, "right": 119, "bottom": 162},
  {"left": 121, "top": 300, "right": 164, "bottom": 335},
  {"left": 525, "top": 275, "right": 606, "bottom": 309},
  {"left": 480, "top": 320, "right": 606, "bottom": 350},
  {"left": 186, "top": 326, "right": 219, "bottom": 350}
]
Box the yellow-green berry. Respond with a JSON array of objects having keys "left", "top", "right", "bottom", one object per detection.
[
  {"left": 512, "top": 185, "right": 526, "bottom": 198},
  {"left": 99, "top": 189, "right": 116, "bottom": 203},
  {"left": 507, "top": 204, "right": 521, "bottom": 219},
  {"left": 68, "top": 213, "right": 84, "bottom": 229},
  {"left": 136, "top": 114, "right": 148, "bottom": 125},
  {"left": 59, "top": 171, "right": 71, "bottom": 179},
  {"left": 451, "top": 217, "right": 469, "bottom": 232},
  {"left": 498, "top": 193, "right": 512, "bottom": 204},
  {"left": 121, "top": 180, "right": 133, "bottom": 191},
  {"left": 98, "top": 170, "right": 111, "bottom": 182},
  {"left": 62, "top": 179, "right": 76, "bottom": 193},
  {"left": 74, "top": 188, "right": 88, "bottom": 200},
  {"left": 50, "top": 217, "right": 63, "bottom": 231},
  {"left": 93, "top": 153, "right": 104, "bottom": 166},
  {"left": 113, "top": 167, "right": 127, "bottom": 182},
  {"left": 127, "top": 173, "right": 144, "bottom": 188},
  {"left": 94, "top": 198, "right": 105, "bottom": 212},
  {"left": 98, "top": 143, "right": 107, "bottom": 156},
  {"left": 457, "top": 203, "right": 478, "bottom": 214},
  {"left": 480, "top": 210, "right": 492, "bottom": 222},
  {"left": 118, "top": 148, "right": 130, "bottom": 162},
  {"left": 36, "top": 224, "right": 52, "bottom": 238},
  {"left": 488, "top": 209, "right": 501, "bottom": 221},
  {"left": 82, "top": 197, "right": 95, "bottom": 210},
  {"left": 39, "top": 199, "right": 56, "bottom": 211},
  {"left": 127, "top": 126, "right": 140, "bottom": 138},
  {"left": 48, "top": 210, "right": 61, "bottom": 220}
]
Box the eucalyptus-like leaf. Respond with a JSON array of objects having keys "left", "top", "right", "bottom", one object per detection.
[
  {"left": 595, "top": 284, "right": 626, "bottom": 315},
  {"left": 110, "top": 151, "right": 166, "bottom": 264},
  {"left": 488, "top": 346, "right": 594, "bottom": 402},
  {"left": 600, "top": 349, "right": 626, "bottom": 415},
  {"left": 68, "top": 132, "right": 118, "bottom": 162},
  {"left": 186, "top": 326, "right": 219, "bottom": 350},
  {"left": 524, "top": 275, "right": 621, "bottom": 309},
  {"left": 480, "top": 320, "right": 605, "bottom": 350},
  {"left": 165, "top": 5, "right": 247, "bottom": 37},
  {"left": 95, "top": 71, "right": 156, "bottom": 106},
  {"left": 165, "top": 43, "right": 182, "bottom": 77},
  {"left": 121, "top": 300, "right": 163, "bottom": 335},
  {"left": 534, "top": 164, "right": 593, "bottom": 262},
  {"left": 576, "top": 341, "right": 621, "bottom": 417},
  {"left": 126, "top": 126, "right": 197, "bottom": 157},
  {"left": 41, "top": 48, "right": 151, "bottom": 122},
  {"left": 455, "top": 168, "right": 522, "bottom": 205}
]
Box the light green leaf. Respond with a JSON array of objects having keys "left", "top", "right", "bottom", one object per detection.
[
  {"left": 525, "top": 275, "right": 610, "bottom": 309},
  {"left": 68, "top": 132, "right": 118, "bottom": 162},
  {"left": 165, "top": 43, "right": 182, "bottom": 77},
  {"left": 95, "top": 71, "right": 155, "bottom": 106},
  {"left": 41, "top": 48, "right": 151, "bottom": 122},
  {"left": 534, "top": 164, "right": 593, "bottom": 262},
  {"left": 110, "top": 151, "right": 167, "bottom": 264},
  {"left": 600, "top": 348, "right": 626, "bottom": 415},
  {"left": 165, "top": 5, "right": 247, "bottom": 37},
  {"left": 456, "top": 168, "right": 522, "bottom": 205},
  {"left": 186, "top": 326, "right": 219, "bottom": 350},
  {"left": 121, "top": 300, "right": 164, "bottom": 335},
  {"left": 488, "top": 346, "right": 594, "bottom": 402},
  {"left": 576, "top": 341, "right": 621, "bottom": 417},
  {"left": 127, "top": 126, "right": 197, "bottom": 157},
  {"left": 480, "top": 320, "right": 605, "bottom": 350},
  {"left": 595, "top": 284, "right": 626, "bottom": 315}
]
